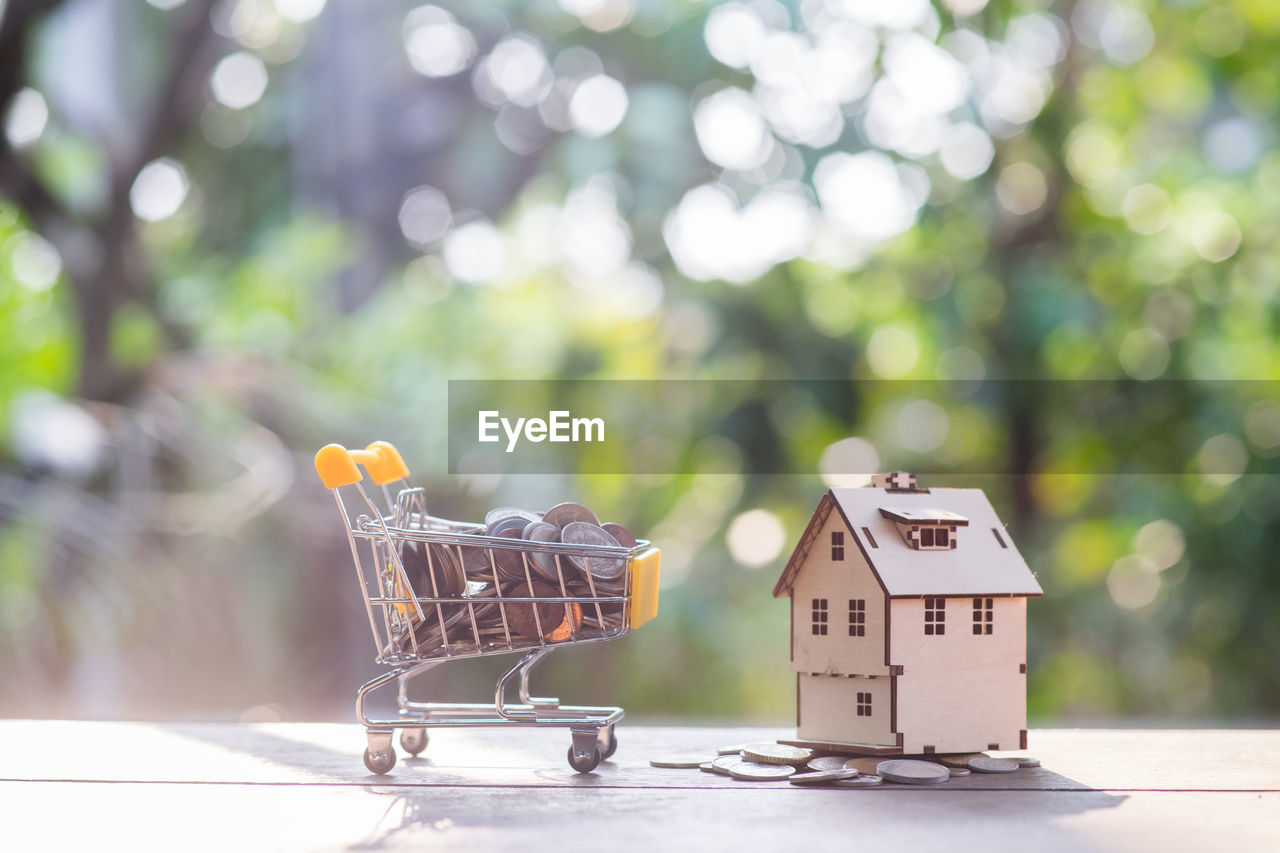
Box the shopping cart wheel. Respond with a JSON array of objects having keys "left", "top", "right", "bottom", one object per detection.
[
  {"left": 567, "top": 744, "right": 601, "bottom": 774},
  {"left": 400, "top": 728, "right": 428, "bottom": 756},
  {"left": 600, "top": 726, "right": 618, "bottom": 760},
  {"left": 364, "top": 747, "right": 397, "bottom": 775}
]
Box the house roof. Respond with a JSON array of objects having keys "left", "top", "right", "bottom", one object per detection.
[
  {"left": 773, "top": 486, "right": 1043, "bottom": 599},
  {"left": 879, "top": 507, "right": 970, "bottom": 526}
]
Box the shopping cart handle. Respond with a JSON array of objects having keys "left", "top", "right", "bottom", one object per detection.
[{"left": 315, "top": 441, "right": 410, "bottom": 489}]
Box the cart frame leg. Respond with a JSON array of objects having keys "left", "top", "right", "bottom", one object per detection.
[{"left": 517, "top": 648, "right": 560, "bottom": 708}]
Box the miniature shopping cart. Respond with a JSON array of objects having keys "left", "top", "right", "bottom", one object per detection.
[{"left": 314, "top": 441, "right": 661, "bottom": 775}]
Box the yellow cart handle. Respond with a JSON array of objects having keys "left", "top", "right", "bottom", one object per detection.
[{"left": 314, "top": 441, "right": 410, "bottom": 489}]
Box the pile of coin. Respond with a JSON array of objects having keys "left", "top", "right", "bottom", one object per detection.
[
  {"left": 390, "top": 501, "right": 640, "bottom": 656},
  {"left": 649, "top": 742, "right": 1040, "bottom": 788}
]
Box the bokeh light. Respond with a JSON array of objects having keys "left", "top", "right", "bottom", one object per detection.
[
  {"left": 129, "top": 158, "right": 190, "bottom": 222},
  {"left": 210, "top": 51, "right": 269, "bottom": 110}
]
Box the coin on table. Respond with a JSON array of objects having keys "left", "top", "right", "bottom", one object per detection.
[
  {"left": 843, "top": 757, "right": 885, "bottom": 775},
  {"left": 727, "top": 761, "right": 795, "bottom": 781},
  {"left": 699, "top": 762, "right": 717, "bottom": 773},
  {"left": 968, "top": 757, "right": 1019, "bottom": 773},
  {"left": 711, "top": 755, "right": 740, "bottom": 775},
  {"left": 601, "top": 522, "right": 637, "bottom": 548},
  {"left": 946, "top": 766, "right": 971, "bottom": 777},
  {"left": 742, "top": 743, "right": 813, "bottom": 765},
  {"left": 1011, "top": 756, "right": 1040, "bottom": 768},
  {"left": 717, "top": 745, "right": 749, "bottom": 756},
  {"left": 543, "top": 502, "right": 601, "bottom": 529},
  {"left": 562, "top": 521, "right": 626, "bottom": 580},
  {"left": 808, "top": 756, "right": 854, "bottom": 772},
  {"left": 649, "top": 755, "right": 709, "bottom": 769},
  {"left": 789, "top": 769, "right": 861, "bottom": 786},
  {"left": 877, "top": 759, "right": 950, "bottom": 785},
  {"left": 833, "top": 774, "right": 883, "bottom": 788},
  {"left": 937, "top": 752, "right": 986, "bottom": 768}
]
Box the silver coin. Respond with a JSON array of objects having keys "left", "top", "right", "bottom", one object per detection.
[
  {"left": 490, "top": 528, "right": 530, "bottom": 579},
  {"left": 833, "top": 774, "right": 883, "bottom": 788},
  {"left": 789, "top": 769, "right": 861, "bottom": 786},
  {"left": 699, "top": 762, "right": 717, "bottom": 773},
  {"left": 650, "top": 755, "right": 709, "bottom": 769},
  {"left": 710, "top": 755, "right": 740, "bottom": 775},
  {"left": 522, "top": 520, "right": 563, "bottom": 580},
  {"left": 561, "top": 522, "right": 626, "bottom": 579},
  {"left": 877, "top": 759, "right": 950, "bottom": 784},
  {"left": 543, "top": 502, "right": 600, "bottom": 529},
  {"left": 742, "top": 743, "right": 813, "bottom": 765},
  {"left": 717, "top": 745, "right": 748, "bottom": 756},
  {"left": 1012, "top": 756, "right": 1040, "bottom": 768},
  {"left": 807, "top": 756, "right": 853, "bottom": 772},
  {"left": 459, "top": 545, "right": 492, "bottom": 577},
  {"left": 968, "top": 757, "right": 1019, "bottom": 773},
  {"left": 601, "top": 522, "right": 637, "bottom": 548},
  {"left": 422, "top": 542, "right": 465, "bottom": 597},
  {"left": 727, "top": 760, "right": 795, "bottom": 781},
  {"left": 485, "top": 507, "right": 540, "bottom": 527},
  {"left": 486, "top": 515, "right": 531, "bottom": 537}
]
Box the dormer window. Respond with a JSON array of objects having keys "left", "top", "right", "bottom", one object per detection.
[{"left": 879, "top": 507, "right": 970, "bottom": 551}]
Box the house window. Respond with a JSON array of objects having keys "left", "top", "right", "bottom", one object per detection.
[
  {"left": 924, "top": 597, "right": 946, "bottom": 635},
  {"left": 856, "top": 691, "right": 872, "bottom": 716},
  {"left": 921, "top": 527, "right": 934, "bottom": 547},
  {"left": 831, "top": 531, "right": 845, "bottom": 562},
  {"left": 973, "top": 597, "right": 993, "bottom": 635},
  {"left": 811, "top": 598, "right": 828, "bottom": 635},
  {"left": 848, "top": 599, "right": 866, "bottom": 637}
]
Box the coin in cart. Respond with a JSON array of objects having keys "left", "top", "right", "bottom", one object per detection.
[
  {"left": 968, "top": 756, "right": 1019, "bottom": 773},
  {"left": 543, "top": 502, "right": 601, "bottom": 529}
]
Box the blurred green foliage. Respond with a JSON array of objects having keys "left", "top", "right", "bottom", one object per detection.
[{"left": 0, "top": 0, "right": 1277, "bottom": 723}]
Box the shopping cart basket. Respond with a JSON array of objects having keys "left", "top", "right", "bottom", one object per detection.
[{"left": 314, "top": 441, "right": 661, "bottom": 774}]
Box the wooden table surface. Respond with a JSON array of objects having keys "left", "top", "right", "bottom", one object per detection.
[{"left": 3, "top": 721, "right": 1276, "bottom": 852}]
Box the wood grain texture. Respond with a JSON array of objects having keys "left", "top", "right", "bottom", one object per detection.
[{"left": 1, "top": 724, "right": 1277, "bottom": 852}]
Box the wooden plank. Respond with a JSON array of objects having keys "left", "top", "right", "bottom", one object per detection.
[{"left": 1, "top": 723, "right": 1278, "bottom": 792}]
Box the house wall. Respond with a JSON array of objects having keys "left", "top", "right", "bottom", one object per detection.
[
  {"left": 790, "top": 511, "right": 889, "bottom": 678},
  {"left": 797, "top": 674, "right": 895, "bottom": 746},
  {"left": 889, "top": 596, "right": 1027, "bottom": 753}
]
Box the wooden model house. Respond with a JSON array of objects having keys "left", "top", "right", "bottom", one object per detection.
[{"left": 772, "top": 472, "right": 1042, "bottom": 755}]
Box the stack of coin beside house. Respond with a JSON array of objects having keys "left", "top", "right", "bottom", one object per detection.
[{"left": 649, "top": 741, "right": 1039, "bottom": 788}]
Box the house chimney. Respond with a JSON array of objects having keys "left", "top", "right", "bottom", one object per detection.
[{"left": 872, "top": 472, "right": 918, "bottom": 491}]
